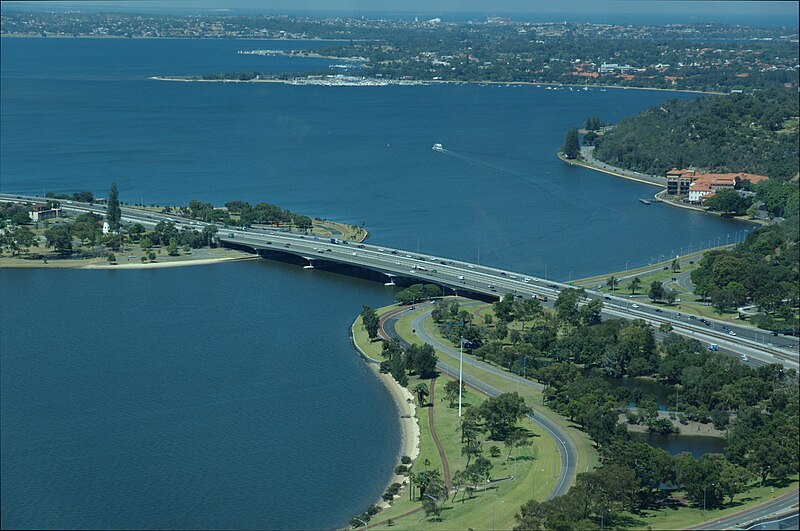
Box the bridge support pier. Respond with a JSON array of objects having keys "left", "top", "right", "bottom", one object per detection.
[
  {"left": 384, "top": 274, "right": 395, "bottom": 286},
  {"left": 303, "top": 258, "right": 315, "bottom": 270}
]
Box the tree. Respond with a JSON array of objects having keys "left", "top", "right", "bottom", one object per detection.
[
  {"left": 3, "top": 225, "right": 36, "bottom": 256},
  {"left": 405, "top": 344, "right": 438, "bottom": 378},
  {"left": 504, "top": 429, "right": 530, "bottom": 460},
  {"left": 167, "top": 237, "right": 179, "bottom": 256},
  {"left": 478, "top": 392, "right": 532, "bottom": 440},
  {"left": 461, "top": 439, "right": 483, "bottom": 467},
  {"left": 605, "top": 276, "right": 619, "bottom": 291},
  {"left": 671, "top": 258, "right": 681, "bottom": 272},
  {"left": 44, "top": 225, "right": 72, "bottom": 253},
  {"left": 361, "top": 306, "right": 380, "bottom": 340},
  {"left": 664, "top": 289, "right": 677, "bottom": 305},
  {"left": 562, "top": 128, "right": 581, "bottom": 159},
  {"left": 704, "top": 189, "right": 752, "bottom": 216},
  {"left": 648, "top": 281, "right": 664, "bottom": 301},
  {"left": 413, "top": 382, "right": 429, "bottom": 406},
  {"left": 107, "top": 182, "right": 121, "bottom": 231},
  {"left": 128, "top": 223, "right": 146, "bottom": 241},
  {"left": 718, "top": 462, "right": 753, "bottom": 505},
  {"left": 72, "top": 191, "right": 95, "bottom": 203},
  {"left": 628, "top": 276, "right": 641, "bottom": 295},
  {"left": 554, "top": 288, "right": 584, "bottom": 325},
  {"left": 443, "top": 379, "right": 465, "bottom": 408}
]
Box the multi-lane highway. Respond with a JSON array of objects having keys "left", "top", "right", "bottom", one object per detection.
[{"left": 3, "top": 193, "right": 797, "bottom": 370}]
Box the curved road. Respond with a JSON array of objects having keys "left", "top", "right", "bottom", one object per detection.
[{"left": 381, "top": 302, "right": 578, "bottom": 500}]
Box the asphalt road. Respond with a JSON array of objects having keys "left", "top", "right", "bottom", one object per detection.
[{"left": 691, "top": 487, "right": 799, "bottom": 530}]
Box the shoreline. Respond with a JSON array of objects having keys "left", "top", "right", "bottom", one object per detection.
[
  {"left": 83, "top": 255, "right": 259, "bottom": 269},
  {"left": 349, "top": 319, "right": 421, "bottom": 511},
  {"left": 149, "top": 75, "right": 724, "bottom": 95},
  {"left": 559, "top": 153, "right": 769, "bottom": 226}
]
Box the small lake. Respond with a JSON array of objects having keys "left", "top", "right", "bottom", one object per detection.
[
  {"left": 632, "top": 432, "right": 727, "bottom": 457},
  {"left": 582, "top": 368, "right": 675, "bottom": 408}
]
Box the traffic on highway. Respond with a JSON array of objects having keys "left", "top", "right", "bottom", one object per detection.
[{"left": 4, "top": 193, "right": 797, "bottom": 371}]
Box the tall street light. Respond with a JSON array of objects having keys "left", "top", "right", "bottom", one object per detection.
[
  {"left": 354, "top": 517, "right": 368, "bottom": 531},
  {"left": 458, "top": 329, "right": 464, "bottom": 417},
  {"left": 703, "top": 482, "right": 715, "bottom": 519}
]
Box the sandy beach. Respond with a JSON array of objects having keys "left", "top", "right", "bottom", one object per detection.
[
  {"left": 83, "top": 255, "right": 259, "bottom": 269},
  {"left": 350, "top": 321, "right": 421, "bottom": 508}
]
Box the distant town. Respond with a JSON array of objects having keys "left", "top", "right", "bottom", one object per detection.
[{"left": 2, "top": 10, "right": 797, "bottom": 92}]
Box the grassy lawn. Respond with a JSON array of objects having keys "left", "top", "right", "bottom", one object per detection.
[
  {"left": 352, "top": 303, "right": 564, "bottom": 530},
  {"left": 616, "top": 478, "right": 799, "bottom": 530},
  {"left": 369, "top": 370, "right": 561, "bottom": 530}
]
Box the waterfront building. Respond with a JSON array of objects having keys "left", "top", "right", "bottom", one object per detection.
[{"left": 28, "top": 205, "right": 61, "bottom": 222}]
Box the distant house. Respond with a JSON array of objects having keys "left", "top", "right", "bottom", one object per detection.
[
  {"left": 686, "top": 172, "right": 769, "bottom": 204},
  {"left": 665, "top": 168, "right": 697, "bottom": 195},
  {"left": 28, "top": 205, "right": 61, "bottom": 222}
]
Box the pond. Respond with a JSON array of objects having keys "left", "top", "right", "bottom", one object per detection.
[
  {"left": 632, "top": 431, "right": 727, "bottom": 457},
  {"left": 582, "top": 368, "right": 675, "bottom": 409}
]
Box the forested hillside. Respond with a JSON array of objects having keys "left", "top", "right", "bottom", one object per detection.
[
  {"left": 691, "top": 218, "right": 799, "bottom": 329},
  {"left": 593, "top": 89, "right": 800, "bottom": 179}
]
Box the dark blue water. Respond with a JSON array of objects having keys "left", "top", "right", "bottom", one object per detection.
[
  {"left": 1, "top": 37, "right": 750, "bottom": 529},
  {"left": 0, "top": 262, "right": 400, "bottom": 530},
  {"left": 0, "top": 37, "right": 750, "bottom": 278}
]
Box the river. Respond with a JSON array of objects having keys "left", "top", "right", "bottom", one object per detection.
[{"left": 0, "top": 36, "right": 747, "bottom": 529}]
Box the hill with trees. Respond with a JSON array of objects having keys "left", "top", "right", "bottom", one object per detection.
[{"left": 593, "top": 89, "right": 800, "bottom": 180}]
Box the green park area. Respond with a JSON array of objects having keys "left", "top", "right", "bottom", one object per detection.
[{"left": 350, "top": 293, "right": 798, "bottom": 530}]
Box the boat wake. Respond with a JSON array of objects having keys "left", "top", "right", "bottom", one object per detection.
[{"left": 434, "top": 146, "right": 625, "bottom": 217}]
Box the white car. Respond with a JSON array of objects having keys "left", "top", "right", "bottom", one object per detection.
[
  {"left": 741, "top": 354, "right": 749, "bottom": 362},
  {"left": 631, "top": 303, "right": 640, "bottom": 309},
  {"left": 458, "top": 275, "right": 465, "bottom": 280},
  {"left": 728, "top": 330, "right": 737, "bottom": 336},
  {"left": 524, "top": 277, "right": 531, "bottom": 282}
]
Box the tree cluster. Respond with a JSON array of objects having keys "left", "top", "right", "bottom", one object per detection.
[
  {"left": 378, "top": 340, "right": 438, "bottom": 385},
  {"left": 183, "top": 199, "right": 313, "bottom": 230},
  {"left": 690, "top": 220, "right": 798, "bottom": 321},
  {"left": 395, "top": 283, "right": 441, "bottom": 305}
]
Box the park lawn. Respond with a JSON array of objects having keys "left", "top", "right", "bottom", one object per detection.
[
  {"left": 355, "top": 304, "right": 563, "bottom": 530},
  {"left": 371, "top": 372, "right": 561, "bottom": 530},
  {"left": 616, "top": 477, "right": 799, "bottom": 530},
  {"left": 418, "top": 302, "right": 601, "bottom": 474}
]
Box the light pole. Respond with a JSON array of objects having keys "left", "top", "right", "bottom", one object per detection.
[
  {"left": 703, "top": 482, "right": 715, "bottom": 519},
  {"left": 354, "top": 517, "right": 368, "bottom": 531},
  {"left": 458, "top": 328, "right": 464, "bottom": 417}
]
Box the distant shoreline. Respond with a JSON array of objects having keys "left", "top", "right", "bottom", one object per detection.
[
  {"left": 0, "top": 34, "right": 354, "bottom": 42},
  {"left": 150, "top": 75, "right": 723, "bottom": 95}
]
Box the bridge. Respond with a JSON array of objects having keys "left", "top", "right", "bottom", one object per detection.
[{"left": 2, "top": 193, "right": 797, "bottom": 370}]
